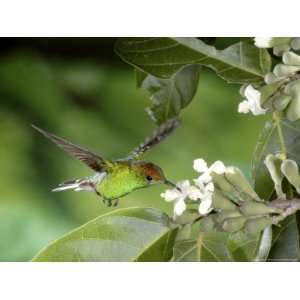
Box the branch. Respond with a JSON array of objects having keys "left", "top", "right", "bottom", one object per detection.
[{"left": 268, "top": 198, "right": 300, "bottom": 223}]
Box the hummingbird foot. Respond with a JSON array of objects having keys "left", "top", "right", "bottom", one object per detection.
[
  {"left": 102, "top": 198, "right": 112, "bottom": 207},
  {"left": 102, "top": 198, "right": 119, "bottom": 207},
  {"left": 112, "top": 199, "right": 119, "bottom": 207}
]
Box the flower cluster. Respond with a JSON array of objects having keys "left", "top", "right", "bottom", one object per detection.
[
  {"left": 238, "top": 37, "right": 300, "bottom": 121},
  {"left": 254, "top": 37, "right": 300, "bottom": 56},
  {"left": 161, "top": 159, "right": 226, "bottom": 217}
]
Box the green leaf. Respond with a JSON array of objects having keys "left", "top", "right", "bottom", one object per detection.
[
  {"left": 268, "top": 214, "right": 300, "bottom": 261},
  {"left": 115, "top": 37, "right": 271, "bottom": 84},
  {"left": 139, "top": 64, "right": 201, "bottom": 124},
  {"left": 227, "top": 227, "right": 272, "bottom": 261},
  {"left": 32, "top": 207, "right": 177, "bottom": 262},
  {"left": 172, "top": 231, "right": 232, "bottom": 261}
]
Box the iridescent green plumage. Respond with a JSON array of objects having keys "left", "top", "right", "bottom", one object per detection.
[{"left": 32, "top": 119, "right": 179, "bottom": 207}]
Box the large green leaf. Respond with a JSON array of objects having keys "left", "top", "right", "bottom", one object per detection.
[
  {"left": 172, "top": 231, "right": 232, "bottom": 261},
  {"left": 115, "top": 37, "right": 271, "bottom": 84},
  {"left": 268, "top": 214, "right": 300, "bottom": 261},
  {"left": 227, "top": 227, "right": 272, "bottom": 262},
  {"left": 32, "top": 207, "right": 177, "bottom": 262},
  {"left": 137, "top": 64, "right": 200, "bottom": 124},
  {"left": 252, "top": 118, "right": 300, "bottom": 261}
]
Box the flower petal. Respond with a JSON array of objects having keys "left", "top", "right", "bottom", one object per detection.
[
  {"left": 210, "top": 161, "right": 226, "bottom": 174},
  {"left": 193, "top": 159, "right": 208, "bottom": 173},
  {"left": 198, "top": 197, "right": 213, "bottom": 215},
  {"left": 245, "top": 85, "right": 261, "bottom": 102},
  {"left": 238, "top": 100, "right": 251, "bottom": 113},
  {"left": 174, "top": 198, "right": 187, "bottom": 216},
  {"left": 206, "top": 182, "right": 215, "bottom": 192},
  {"left": 161, "top": 189, "right": 180, "bottom": 202},
  {"left": 187, "top": 185, "right": 203, "bottom": 201}
]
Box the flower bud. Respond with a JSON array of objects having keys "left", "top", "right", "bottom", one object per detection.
[
  {"left": 281, "top": 159, "right": 300, "bottom": 194},
  {"left": 244, "top": 217, "right": 273, "bottom": 235},
  {"left": 212, "top": 189, "right": 237, "bottom": 210},
  {"left": 284, "top": 80, "right": 300, "bottom": 121},
  {"left": 254, "top": 37, "right": 291, "bottom": 48},
  {"left": 273, "top": 64, "right": 300, "bottom": 77},
  {"left": 283, "top": 51, "right": 300, "bottom": 66},
  {"left": 264, "top": 72, "right": 279, "bottom": 84},
  {"left": 291, "top": 38, "right": 300, "bottom": 50},
  {"left": 225, "top": 167, "right": 260, "bottom": 201},
  {"left": 273, "top": 44, "right": 291, "bottom": 56},
  {"left": 222, "top": 216, "right": 247, "bottom": 233},
  {"left": 215, "top": 210, "right": 242, "bottom": 223},
  {"left": 264, "top": 154, "right": 285, "bottom": 198},
  {"left": 240, "top": 201, "right": 281, "bottom": 216},
  {"left": 273, "top": 94, "right": 292, "bottom": 111}
]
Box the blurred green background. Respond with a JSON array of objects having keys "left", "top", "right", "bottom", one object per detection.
[{"left": 0, "top": 38, "right": 268, "bottom": 261}]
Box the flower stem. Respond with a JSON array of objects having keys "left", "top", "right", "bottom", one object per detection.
[{"left": 273, "top": 112, "right": 287, "bottom": 158}]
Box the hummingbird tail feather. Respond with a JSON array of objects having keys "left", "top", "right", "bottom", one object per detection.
[
  {"left": 52, "top": 178, "right": 94, "bottom": 193},
  {"left": 52, "top": 173, "right": 106, "bottom": 193}
]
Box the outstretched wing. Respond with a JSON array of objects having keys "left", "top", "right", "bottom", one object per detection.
[
  {"left": 32, "top": 125, "right": 110, "bottom": 172},
  {"left": 128, "top": 118, "right": 180, "bottom": 159}
]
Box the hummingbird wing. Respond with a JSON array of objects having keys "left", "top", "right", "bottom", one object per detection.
[
  {"left": 32, "top": 125, "right": 111, "bottom": 172},
  {"left": 128, "top": 118, "right": 180, "bottom": 159}
]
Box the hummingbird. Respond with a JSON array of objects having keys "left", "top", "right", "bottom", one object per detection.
[{"left": 32, "top": 119, "right": 180, "bottom": 207}]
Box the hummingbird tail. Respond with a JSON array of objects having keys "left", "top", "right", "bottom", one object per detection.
[
  {"left": 52, "top": 178, "right": 94, "bottom": 193},
  {"left": 52, "top": 173, "right": 106, "bottom": 193}
]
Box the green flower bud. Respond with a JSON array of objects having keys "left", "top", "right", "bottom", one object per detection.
[
  {"left": 244, "top": 217, "right": 273, "bottom": 235},
  {"left": 281, "top": 159, "right": 300, "bottom": 194},
  {"left": 285, "top": 80, "right": 300, "bottom": 121},
  {"left": 291, "top": 38, "right": 300, "bottom": 50},
  {"left": 273, "top": 44, "right": 291, "bottom": 56},
  {"left": 225, "top": 167, "right": 260, "bottom": 201},
  {"left": 264, "top": 154, "right": 285, "bottom": 198},
  {"left": 283, "top": 51, "right": 300, "bottom": 66},
  {"left": 273, "top": 93, "right": 292, "bottom": 111},
  {"left": 215, "top": 210, "right": 242, "bottom": 223},
  {"left": 240, "top": 201, "right": 281, "bottom": 216},
  {"left": 222, "top": 216, "right": 247, "bottom": 233},
  {"left": 211, "top": 172, "right": 235, "bottom": 194},
  {"left": 212, "top": 189, "right": 237, "bottom": 210},
  {"left": 264, "top": 72, "right": 279, "bottom": 84},
  {"left": 273, "top": 64, "right": 300, "bottom": 77}
]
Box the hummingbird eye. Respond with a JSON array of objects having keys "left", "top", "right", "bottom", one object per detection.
[{"left": 146, "top": 175, "right": 153, "bottom": 181}]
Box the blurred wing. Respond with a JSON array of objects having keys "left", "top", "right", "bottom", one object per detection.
[
  {"left": 32, "top": 125, "right": 110, "bottom": 172},
  {"left": 128, "top": 118, "right": 180, "bottom": 159}
]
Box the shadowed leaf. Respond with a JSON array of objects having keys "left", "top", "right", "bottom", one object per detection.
[{"left": 32, "top": 207, "right": 177, "bottom": 262}]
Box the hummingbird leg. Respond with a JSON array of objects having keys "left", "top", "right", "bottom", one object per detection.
[
  {"left": 112, "top": 199, "right": 119, "bottom": 207},
  {"left": 102, "top": 198, "right": 112, "bottom": 207}
]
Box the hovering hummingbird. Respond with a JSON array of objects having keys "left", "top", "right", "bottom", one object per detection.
[{"left": 32, "top": 119, "right": 179, "bottom": 207}]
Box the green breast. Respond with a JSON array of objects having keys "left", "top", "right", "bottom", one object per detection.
[{"left": 96, "top": 163, "right": 146, "bottom": 199}]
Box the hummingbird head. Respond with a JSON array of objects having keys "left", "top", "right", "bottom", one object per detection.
[{"left": 136, "top": 161, "right": 179, "bottom": 190}]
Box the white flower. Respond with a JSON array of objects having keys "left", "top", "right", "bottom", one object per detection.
[
  {"left": 161, "top": 180, "right": 202, "bottom": 216},
  {"left": 193, "top": 180, "right": 214, "bottom": 215},
  {"left": 238, "top": 85, "right": 267, "bottom": 116},
  {"left": 193, "top": 159, "right": 226, "bottom": 184}
]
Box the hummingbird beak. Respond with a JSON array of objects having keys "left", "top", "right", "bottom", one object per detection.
[{"left": 164, "top": 179, "right": 181, "bottom": 192}]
